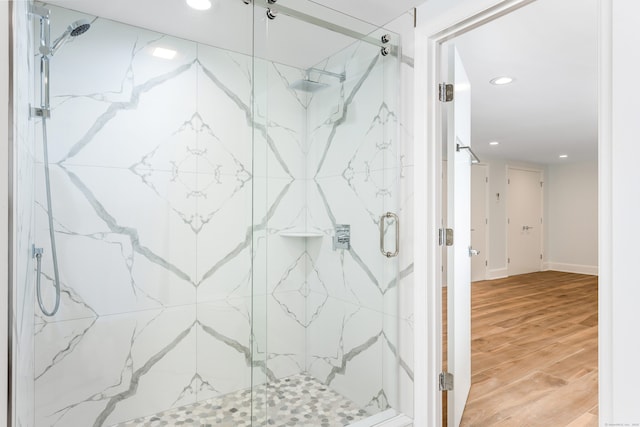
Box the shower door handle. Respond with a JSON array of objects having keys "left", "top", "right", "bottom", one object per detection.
[{"left": 379, "top": 212, "right": 399, "bottom": 258}]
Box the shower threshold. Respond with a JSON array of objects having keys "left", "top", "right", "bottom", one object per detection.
[{"left": 113, "top": 373, "right": 395, "bottom": 427}]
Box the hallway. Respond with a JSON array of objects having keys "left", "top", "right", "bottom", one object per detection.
[{"left": 459, "top": 271, "right": 598, "bottom": 426}]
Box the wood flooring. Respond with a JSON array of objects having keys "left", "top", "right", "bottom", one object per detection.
[{"left": 445, "top": 271, "right": 598, "bottom": 426}]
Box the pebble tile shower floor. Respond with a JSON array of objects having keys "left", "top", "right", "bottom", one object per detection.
[{"left": 113, "top": 374, "right": 369, "bottom": 427}]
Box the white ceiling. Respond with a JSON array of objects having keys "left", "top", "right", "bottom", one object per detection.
[{"left": 454, "top": 0, "right": 598, "bottom": 165}]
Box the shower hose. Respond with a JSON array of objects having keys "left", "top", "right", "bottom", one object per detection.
[{"left": 35, "top": 117, "right": 61, "bottom": 317}]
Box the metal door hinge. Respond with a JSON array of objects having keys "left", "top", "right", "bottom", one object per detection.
[
  {"left": 438, "top": 228, "right": 454, "bottom": 246},
  {"left": 439, "top": 372, "right": 454, "bottom": 391},
  {"left": 445, "top": 228, "right": 454, "bottom": 246},
  {"left": 439, "top": 83, "right": 454, "bottom": 102}
]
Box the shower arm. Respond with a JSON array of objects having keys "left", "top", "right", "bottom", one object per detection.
[{"left": 306, "top": 67, "right": 346, "bottom": 83}]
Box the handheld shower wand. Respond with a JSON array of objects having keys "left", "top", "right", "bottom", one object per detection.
[
  {"left": 31, "top": 5, "right": 91, "bottom": 117},
  {"left": 29, "top": 5, "right": 92, "bottom": 317}
]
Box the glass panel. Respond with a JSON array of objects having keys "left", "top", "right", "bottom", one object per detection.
[
  {"left": 253, "top": 1, "right": 401, "bottom": 424},
  {"left": 12, "top": 2, "right": 37, "bottom": 426},
  {"left": 14, "top": 0, "right": 404, "bottom": 425},
  {"left": 26, "top": 3, "right": 256, "bottom": 426}
]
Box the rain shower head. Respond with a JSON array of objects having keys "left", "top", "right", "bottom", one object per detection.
[
  {"left": 50, "top": 19, "right": 91, "bottom": 55},
  {"left": 289, "top": 79, "right": 330, "bottom": 93},
  {"left": 289, "top": 67, "right": 346, "bottom": 93}
]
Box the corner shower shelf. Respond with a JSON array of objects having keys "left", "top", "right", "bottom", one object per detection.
[{"left": 278, "top": 230, "right": 324, "bottom": 238}]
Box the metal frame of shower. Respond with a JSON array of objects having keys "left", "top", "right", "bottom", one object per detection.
[
  {"left": 261, "top": 1, "right": 399, "bottom": 54},
  {"left": 6, "top": 0, "right": 16, "bottom": 425}
]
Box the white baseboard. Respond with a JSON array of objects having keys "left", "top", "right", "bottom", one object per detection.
[
  {"left": 543, "top": 262, "right": 598, "bottom": 276},
  {"left": 487, "top": 268, "right": 508, "bottom": 280}
]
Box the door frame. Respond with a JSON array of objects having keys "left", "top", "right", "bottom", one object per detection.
[
  {"left": 471, "top": 163, "right": 489, "bottom": 281},
  {"left": 413, "top": 0, "right": 611, "bottom": 425},
  {"left": 505, "top": 165, "right": 544, "bottom": 276}
]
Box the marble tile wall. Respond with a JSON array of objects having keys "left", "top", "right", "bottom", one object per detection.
[
  {"left": 32, "top": 6, "right": 266, "bottom": 426},
  {"left": 26, "top": 4, "right": 414, "bottom": 427},
  {"left": 298, "top": 28, "right": 415, "bottom": 417},
  {"left": 12, "top": 1, "right": 36, "bottom": 426}
]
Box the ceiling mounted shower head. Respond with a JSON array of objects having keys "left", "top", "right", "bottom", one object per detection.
[
  {"left": 289, "top": 79, "right": 330, "bottom": 93},
  {"left": 289, "top": 67, "right": 345, "bottom": 93},
  {"left": 50, "top": 19, "right": 91, "bottom": 55}
]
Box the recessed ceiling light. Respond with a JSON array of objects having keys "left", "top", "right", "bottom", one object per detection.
[
  {"left": 490, "top": 76, "right": 514, "bottom": 85},
  {"left": 489, "top": 141, "right": 500, "bottom": 146},
  {"left": 559, "top": 154, "right": 569, "bottom": 159},
  {"left": 186, "top": 0, "right": 212, "bottom": 10},
  {"left": 152, "top": 47, "right": 177, "bottom": 60}
]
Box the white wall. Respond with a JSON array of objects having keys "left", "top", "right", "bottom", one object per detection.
[
  {"left": 544, "top": 161, "right": 598, "bottom": 274},
  {"left": 478, "top": 157, "right": 545, "bottom": 279},
  {"left": 606, "top": 0, "right": 640, "bottom": 422},
  {"left": 478, "top": 157, "right": 599, "bottom": 278}
]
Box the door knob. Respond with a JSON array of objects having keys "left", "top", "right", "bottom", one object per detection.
[
  {"left": 522, "top": 225, "right": 534, "bottom": 231},
  {"left": 469, "top": 246, "right": 480, "bottom": 257}
]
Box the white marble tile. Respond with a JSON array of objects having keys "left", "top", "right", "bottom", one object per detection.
[
  {"left": 197, "top": 44, "right": 252, "bottom": 110},
  {"left": 197, "top": 51, "right": 253, "bottom": 173},
  {"left": 196, "top": 180, "right": 252, "bottom": 296},
  {"left": 197, "top": 246, "right": 253, "bottom": 302},
  {"left": 35, "top": 307, "right": 197, "bottom": 427},
  {"left": 42, "top": 9, "right": 199, "bottom": 168},
  {"left": 196, "top": 298, "right": 253, "bottom": 401},
  {"left": 34, "top": 165, "right": 197, "bottom": 318},
  {"left": 265, "top": 294, "right": 306, "bottom": 378},
  {"left": 312, "top": 239, "right": 384, "bottom": 312},
  {"left": 313, "top": 175, "right": 388, "bottom": 281},
  {"left": 308, "top": 54, "right": 389, "bottom": 180},
  {"left": 54, "top": 66, "right": 199, "bottom": 169},
  {"left": 306, "top": 297, "right": 385, "bottom": 410}
]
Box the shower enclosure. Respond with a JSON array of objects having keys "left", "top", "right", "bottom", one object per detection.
[{"left": 9, "top": 0, "right": 414, "bottom": 425}]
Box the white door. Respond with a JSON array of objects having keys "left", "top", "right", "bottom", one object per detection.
[
  {"left": 507, "top": 168, "right": 543, "bottom": 276},
  {"left": 470, "top": 164, "right": 488, "bottom": 282},
  {"left": 446, "top": 45, "right": 472, "bottom": 427}
]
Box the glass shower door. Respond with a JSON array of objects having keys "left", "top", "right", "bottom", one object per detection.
[{"left": 252, "top": 1, "right": 403, "bottom": 424}]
